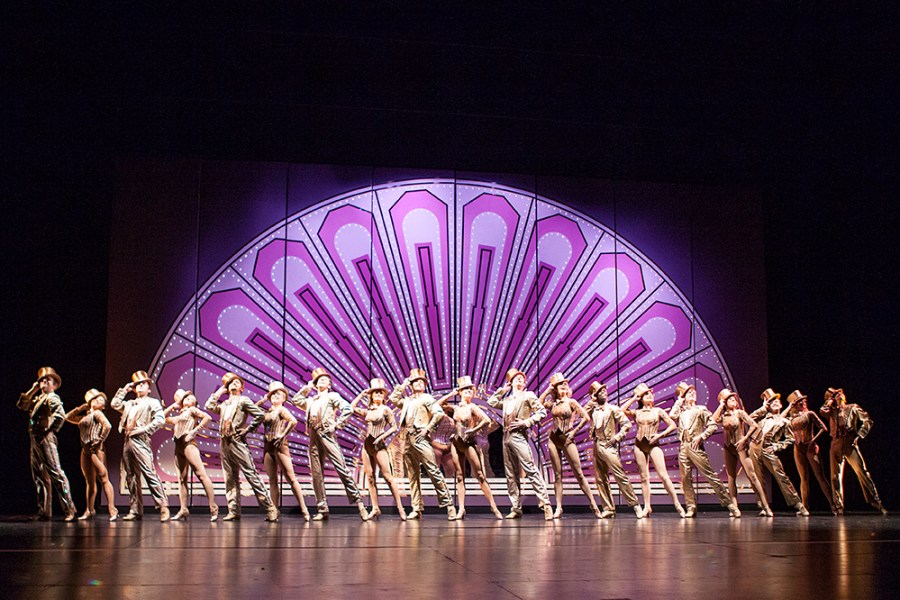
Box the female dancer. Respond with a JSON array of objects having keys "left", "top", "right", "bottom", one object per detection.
[
  {"left": 348, "top": 378, "right": 407, "bottom": 520},
  {"left": 621, "top": 383, "right": 685, "bottom": 517},
  {"left": 537, "top": 373, "right": 602, "bottom": 518},
  {"left": 782, "top": 389, "right": 835, "bottom": 512},
  {"left": 437, "top": 376, "right": 503, "bottom": 520},
  {"left": 64, "top": 389, "right": 118, "bottom": 520},
  {"left": 163, "top": 389, "right": 220, "bottom": 521},
  {"left": 712, "top": 389, "right": 772, "bottom": 516},
  {"left": 256, "top": 381, "right": 310, "bottom": 521}
]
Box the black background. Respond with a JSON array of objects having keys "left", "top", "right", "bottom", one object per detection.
[{"left": 3, "top": 5, "right": 897, "bottom": 513}]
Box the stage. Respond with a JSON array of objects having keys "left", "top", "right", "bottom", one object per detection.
[{"left": 1, "top": 511, "right": 895, "bottom": 599}]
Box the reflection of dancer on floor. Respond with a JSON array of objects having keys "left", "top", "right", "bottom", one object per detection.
[
  {"left": 18, "top": 366, "right": 77, "bottom": 521},
  {"left": 256, "top": 381, "right": 310, "bottom": 521},
  {"left": 163, "top": 389, "right": 220, "bottom": 521},
  {"left": 389, "top": 368, "right": 457, "bottom": 520},
  {"left": 712, "top": 388, "right": 772, "bottom": 517},
  {"left": 820, "top": 387, "right": 887, "bottom": 515},
  {"left": 348, "top": 378, "right": 407, "bottom": 520},
  {"left": 671, "top": 381, "right": 741, "bottom": 518},
  {"left": 620, "top": 383, "right": 685, "bottom": 518},
  {"left": 290, "top": 368, "right": 368, "bottom": 521},
  {"left": 584, "top": 381, "right": 643, "bottom": 519},
  {"left": 437, "top": 376, "right": 503, "bottom": 520},
  {"left": 749, "top": 389, "right": 810, "bottom": 516},
  {"left": 205, "top": 372, "right": 278, "bottom": 522},
  {"left": 64, "top": 388, "right": 118, "bottom": 520},
  {"left": 537, "top": 372, "right": 601, "bottom": 519},
  {"left": 112, "top": 370, "right": 171, "bottom": 522},
  {"left": 780, "top": 390, "right": 835, "bottom": 513},
  {"left": 487, "top": 368, "right": 553, "bottom": 521}
]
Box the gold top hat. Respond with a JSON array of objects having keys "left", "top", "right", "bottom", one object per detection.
[
  {"left": 632, "top": 382, "right": 653, "bottom": 400},
  {"left": 173, "top": 389, "right": 194, "bottom": 404},
  {"left": 786, "top": 390, "right": 807, "bottom": 405},
  {"left": 222, "top": 372, "right": 244, "bottom": 389},
  {"left": 132, "top": 370, "right": 153, "bottom": 385},
  {"left": 549, "top": 372, "right": 569, "bottom": 388},
  {"left": 37, "top": 366, "right": 62, "bottom": 388},
  {"left": 366, "top": 378, "right": 390, "bottom": 395},
  {"left": 760, "top": 388, "right": 781, "bottom": 403},
  {"left": 84, "top": 388, "right": 106, "bottom": 403},
  {"left": 408, "top": 368, "right": 428, "bottom": 384},
  {"left": 505, "top": 368, "right": 527, "bottom": 383},
  {"left": 717, "top": 388, "right": 737, "bottom": 404},
  {"left": 310, "top": 367, "right": 331, "bottom": 386},
  {"left": 824, "top": 387, "right": 844, "bottom": 401},
  {"left": 456, "top": 375, "right": 475, "bottom": 390},
  {"left": 265, "top": 381, "right": 289, "bottom": 398},
  {"left": 675, "top": 381, "right": 695, "bottom": 398},
  {"left": 588, "top": 381, "right": 607, "bottom": 397}
]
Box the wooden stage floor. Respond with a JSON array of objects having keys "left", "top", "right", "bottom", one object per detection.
[{"left": 0, "top": 509, "right": 896, "bottom": 599}]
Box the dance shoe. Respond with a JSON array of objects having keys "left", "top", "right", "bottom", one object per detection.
[{"left": 159, "top": 507, "right": 171, "bottom": 522}]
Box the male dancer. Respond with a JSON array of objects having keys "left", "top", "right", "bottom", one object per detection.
[
  {"left": 111, "top": 371, "right": 170, "bottom": 521},
  {"left": 749, "top": 388, "right": 810, "bottom": 516},
  {"left": 291, "top": 368, "right": 368, "bottom": 521},
  {"left": 584, "top": 381, "right": 643, "bottom": 518},
  {"left": 206, "top": 372, "right": 278, "bottom": 522},
  {"left": 670, "top": 381, "right": 741, "bottom": 517},
  {"left": 17, "top": 367, "right": 77, "bottom": 521},
  {"left": 487, "top": 368, "right": 553, "bottom": 520},
  {"left": 389, "top": 368, "right": 457, "bottom": 520},
  {"left": 821, "top": 387, "right": 887, "bottom": 515}
]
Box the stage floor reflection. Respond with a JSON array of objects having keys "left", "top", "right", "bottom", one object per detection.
[{"left": 1, "top": 511, "right": 897, "bottom": 599}]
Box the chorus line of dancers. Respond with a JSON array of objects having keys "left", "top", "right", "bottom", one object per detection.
[{"left": 18, "top": 365, "right": 887, "bottom": 523}]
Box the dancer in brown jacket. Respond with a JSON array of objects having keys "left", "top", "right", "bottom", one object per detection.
[
  {"left": 820, "top": 387, "right": 887, "bottom": 515},
  {"left": 749, "top": 388, "right": 809, "bottom": 516},
  {"left": 584, "top": 381, "right": 645, "bottom": 518}
]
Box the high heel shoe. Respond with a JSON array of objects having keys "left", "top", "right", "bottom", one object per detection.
[
  {"left": 367, "top": 508, "right": 382, "bottom": 520},
  {"left": 492, "top": 507, "right": 503, "bottom": 520},
  {"left": 398, "top": 508, "right": 407, "bottom": 521},
  {"left": 642, "top": 506, "right": 653, "bottom": 518},
  {"left": 78, "top": 510, "right": 96, "bottom": 521},
  {"left": 172, "top": 508, "right": 190, "bottom": 521},
  {"left": 553, "top": 506, "right": 563, "bottom": 519},
  {"left": 301, "top": 509, "right": 311, "bottom": 522},
  {"left": 109, "top": 508, "right": 119, "bottom": 521},
  {"left": 676, "top": 505, "right": 686, "bottom": 519},
  {"left": 210, "top": 505, "right": 219, "bottom": 522},
  {"left": 452, "top": 508, "right": 466, "bottom": 521}
]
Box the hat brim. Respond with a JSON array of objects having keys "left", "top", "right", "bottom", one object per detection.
[
  {"left": 266, "top": 387, "right": 288, "bottom": 398},
  {"left": 367, "top": 386, "right": 390, "bottom": 395},
  {"left": 506, "top": 371, "right": 527, "bottom": 383},
  {"left": 87, "top": 391, "right": 107, "bottom": 402}
]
